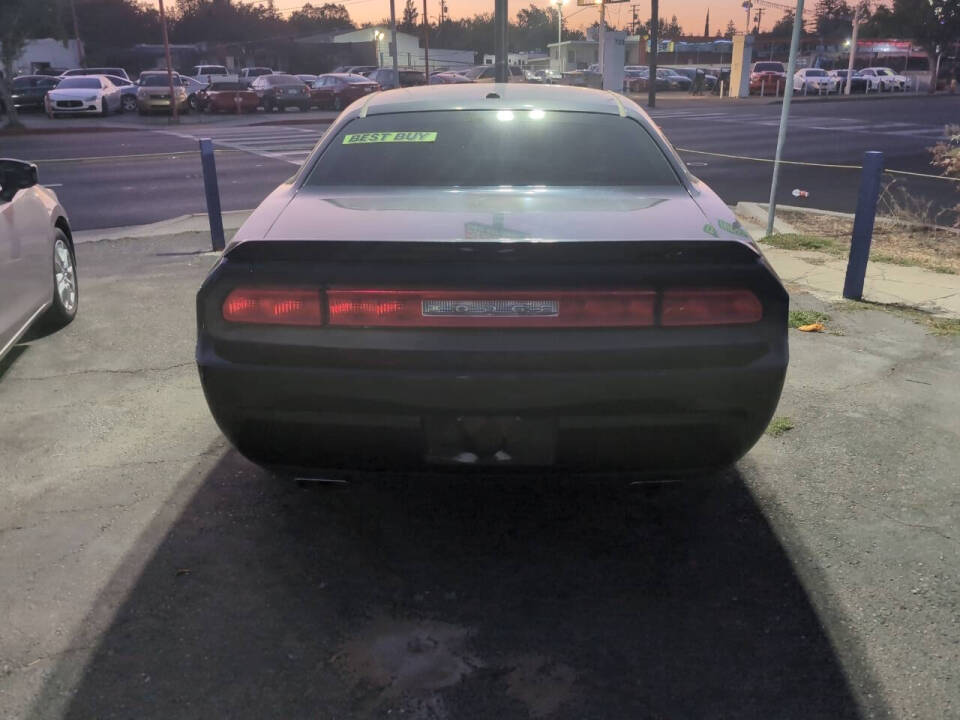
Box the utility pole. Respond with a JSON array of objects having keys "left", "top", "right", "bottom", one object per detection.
[
  {"left": 389, "top": 0, "right": 399, "bottom": 83},
  {"left": 158, "top": 0, "right": 178, "bottom": 123},
  {"left": 68, "top": 0, "right": 85, "bottom": 67},
  {"left": 422, "top": 0, "right": 430, "bottom": 82},
  {"left": 494, "top": 0, "right": 508, "bottom": 82},
  {"left": 844, "top": 3, "right": 861, "bottom": 95},
  {"left": 598, "top": 0, "right": 605, "bottom": 85},
  {"left": 754, "top": 6, "right": 764, "bottom": 32},
  {"left": 742, "top": 0, "right": 753, "bottom": 33},
  {"left": 647, "top": 0, "right": 658, "bottom": 107},
  {"left": 766, "top": 0, "right": 804, "bottom": 236}
]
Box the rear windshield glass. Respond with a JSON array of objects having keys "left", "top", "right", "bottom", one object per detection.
[
  {"left": 58, "top": 77, "right": 101, "bottom": 89},
  {"left": 345, "top": 74, "right": 373, "bottom": 83},
  {"left": 306, "top": 110, "right": 680, "bottom": 187},
  {"left": 754, "top": 63, "right": 784, "bottom": 72},
  {"left": 805, "top": 69, "right": 826, "bottom": 76},
  {"left": 210, "top": 82, "right": 245, "bottom": 91}
]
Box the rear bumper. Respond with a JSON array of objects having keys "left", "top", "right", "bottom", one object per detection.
[{"left": 198, "top": 337, "right": 786, "bottom": 473}]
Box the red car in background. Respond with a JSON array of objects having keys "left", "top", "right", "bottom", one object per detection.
[
  {"left": 749, "top": 61, "right": 786, "bottom": 95},
  {"left": 197, "top": 81, "right": 259, "bottom": 113},
  {"left": 309, "top": 73, "right": 380, "bottom": 110}
]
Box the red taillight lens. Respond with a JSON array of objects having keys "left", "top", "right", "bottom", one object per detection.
[
  {"left": 661, "top": 288, "right": 763, "bottom": 326},
  {"left": 222, "top": 287, "right": 323, "bottom": 326},
  {"left": 326, "top": 290, "right": 656, "bottom": 328}
]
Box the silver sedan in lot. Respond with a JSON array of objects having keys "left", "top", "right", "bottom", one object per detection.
[
  {"left": 0, "top": 160, "right": 77, "bottom": 362},
  {"left": 196, "top": 85, "right": 787, "bottom": 477}
]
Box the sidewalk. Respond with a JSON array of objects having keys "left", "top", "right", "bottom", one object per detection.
[{"left": 735, "top": 201, "right": 960, "bottom": 318}]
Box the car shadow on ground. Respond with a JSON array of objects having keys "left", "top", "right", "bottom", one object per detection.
[{"left": 35, "top": 450, "right": 865, "bottom": 719}]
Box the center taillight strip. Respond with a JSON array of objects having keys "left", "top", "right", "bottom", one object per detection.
[{"left": 221, "top": 287, "right": 763, "bottom": 328}]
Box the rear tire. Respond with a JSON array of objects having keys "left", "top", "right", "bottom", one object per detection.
[
  {"left": 40, "top": 229, "right": 78, "bottom": 331},
  {"left": 122, "top": 94, "right": 137, "bottom": 113}
]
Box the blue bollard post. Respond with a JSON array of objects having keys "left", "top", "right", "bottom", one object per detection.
[
  {"left": 842, "top": 150, "right": 884, "bottom": 300},
  {"left": 199, "top": 138, "right": 225, "bottom": 251}
]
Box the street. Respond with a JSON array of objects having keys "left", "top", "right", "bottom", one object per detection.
[{"left": 2, "top": 95, "right": 957, "bottom": 231}]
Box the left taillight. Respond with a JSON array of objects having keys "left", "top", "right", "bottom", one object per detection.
[{"left": 222, "top": 287, "right": 324, "bottom": 326}]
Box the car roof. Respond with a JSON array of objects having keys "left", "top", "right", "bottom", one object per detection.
[{"left": 354, "top": 84, "right": 627, "bottom": 117}]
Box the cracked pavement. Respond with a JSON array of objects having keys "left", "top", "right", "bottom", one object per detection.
[{"left": 1, "top": 233, "right": 959, "bottom": 719}]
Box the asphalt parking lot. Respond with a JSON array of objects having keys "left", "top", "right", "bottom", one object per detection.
[{"left": 0, "top": 233, "right": 958, "bottom": 719}]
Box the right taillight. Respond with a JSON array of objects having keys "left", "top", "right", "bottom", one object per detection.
[
  {"left": 660, "top": 288, "right": 763, "bottom": 327},
  {"left": 222, "top": 287, "right": 323, "bottom": 326}
]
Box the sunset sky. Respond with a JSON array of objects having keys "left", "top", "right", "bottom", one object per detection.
[{"left": 272, "top": 0, "right": 779, "bottom": 35}]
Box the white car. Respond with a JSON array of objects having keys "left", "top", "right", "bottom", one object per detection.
[
  {"left": 858, "top": 67, "right": 907, "bottom": 92},
  {"left": 0, "top": 160, "right": 77, "bottom": 362},
  {"left": 794, "top": 68, "right": 835, "bottom": 93},
  {"left": 45, "top": 74, "right": 122, "bottom": 117}
]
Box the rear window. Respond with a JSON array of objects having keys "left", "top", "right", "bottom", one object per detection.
[
  {"left": 345, "top": 74, "right": 373, "bottom": 83},
  {"left": 754, "top": 62, "right": 784, "bottom": 72},
  {"left": 306, "top": 110, "right": 680, "bottom": 187},
  {"left": 805, "top": 69, "right": 826, "bottom": 76},
  {"left": 210, "top": 82, "right": 245, "bottom": 91}
]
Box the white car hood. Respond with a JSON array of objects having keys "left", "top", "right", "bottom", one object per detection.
[{"left": 49, "top": 88, "right": 103, "bottom": 99}]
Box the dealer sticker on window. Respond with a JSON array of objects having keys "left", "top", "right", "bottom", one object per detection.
[{"left": 342, "top": 131, "right": 437, "bottom": 144}]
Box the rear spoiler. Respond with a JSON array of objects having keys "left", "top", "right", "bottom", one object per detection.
[{"left": 224, "top": 239, "right": 764, "bottom": 266}]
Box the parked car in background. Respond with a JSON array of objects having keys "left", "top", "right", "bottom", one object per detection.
[
  {"left": 859, "top": 67, "right": 908, "bottom": 91},
  {"left": 656, "top": 68, "right": 692, "bottom": 91},
  {"left": 196, "top": 85, "right": 788, "bottom": 475},
  {"left": 332, "top": 65, "right": 378, "bottom": 76},
  {"left": 309, "top": 73, "right": 380, "bottom": 110},
  {"left": 296, "top": 74, "right": 318, "bottom": 85},
  {"left": 104, "top": 74, "right": 139, "bottom": 112},
  {"left": 828, "top": 68, "right": 868, "bottom": 93},
  {"left": 794, "top": 68, "right": 835, "bottom": 93},
  {"left": 179, "top": 75, "right": 209, "bottom": 111},
  {"left": 749, "top": 60, "right": 786, "bottom": 94},
  {"left": 196, "top": 81, "right": 259, "bottom": 113},
  {"left": 458, "top": 65, "right": 525, "bottom": 83},
  {"left": 239, "top": 67, "right": 273, "bottom": 86},
  {"left": 251, "top": 73, "right": 311, "bottom": 111},
  {"left": 430, "top": 70, "right": 474, "bottom": 84},
  {"left": 60, "top": 67, "right": 130, "bottom": 81},
  {"left": 670, "top": 67, "right": 718, "bottom": 90},
  {"left": 136, "top": 71, "right": 189, "bottom": 115},
  {"left": 45, "top": 75, "right": 122, "bottom": 117},
  {"left": 3, "top": 75, "right": 60, "bottom": 112},
  {"left": 189, "top": 65, "right": 229, "bottom": 81},
  {"left": 366, "top": 68, "right": 427, "bottom": 89},
  {"left": 0, "top": 159, "right": 77, "bottom": 363}
]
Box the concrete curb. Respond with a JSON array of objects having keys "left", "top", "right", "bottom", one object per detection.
[
  {"left": 73, "top": 209, "right": 253, "bottom": 244},
  {"left": 732, "top": 202, "right": 960, "bottom": 318}
]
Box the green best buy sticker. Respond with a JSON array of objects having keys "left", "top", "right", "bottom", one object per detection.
[{"left": 343, "top": 131, "right": 438, "bottom": 144}]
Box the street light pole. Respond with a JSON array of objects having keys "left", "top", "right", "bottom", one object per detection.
[
  {"left": 648, "top": 0, "right": 658, "bottom": 107},
  {"left": 68, "top": 0, "right": 85, "bottom": 68},
  {"left": 766, "top": 0, "right": 805, "bottom": 236},
  {"left": 422, "top": 0, "right": 430, "bottom": 82},
  {"left": 389, "top": 0, "right": 399, "bottom": 84},
  {"left": 553, "top": 0, "right": 567, "bottom": 75},
  {"left": 158, "top": 0, "right": 178, "bottom": 124},
  {"left": 845, "top": 4, "right": 861, "bottom": 95}
]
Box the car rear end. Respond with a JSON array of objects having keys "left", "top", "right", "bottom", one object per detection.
[
  {"left": 195, "top": 91, "right": 788, "bottom": 476},
  {"left": 271, "top": 77, "right": 311, "bottom": 109}
]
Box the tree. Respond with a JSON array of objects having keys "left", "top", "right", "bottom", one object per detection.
[
  {"left": 288, "top": 3, "right": 354, "bottom": 35},
  {"left": 889, "top": 0, "right": 960, "bottom": 90},
  {"left": 0, "top": 0, "right": 61, "bottom": 129},
  {"left": 76, "top": 0, "right": 160, "bottom": 51},
  {"left": 724, "top": 19, "right": 737, "bottom": 38},
  {"left": 771, "top": 9, "right": 807, "bottom": 35},
  {"left": 665, "top": 14, "right": 683, "bottom": 39},
  {"left": 515, "top": 4, "right": 554, "bottom": 51},
  {"left": 399, "top": 0, "right": 419, "bottom": 33},
  {"left": 173, "top": 0, "right": 286, "bottom": 43},
  {"left": 931, "top": 126, "right": 960, "bottom": 227},
  {"left": 814, "top": 0, "right": 853, "bottom": 40},
  {"left": 860, "top": 4, "right": 898, "bottom": 37}
]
